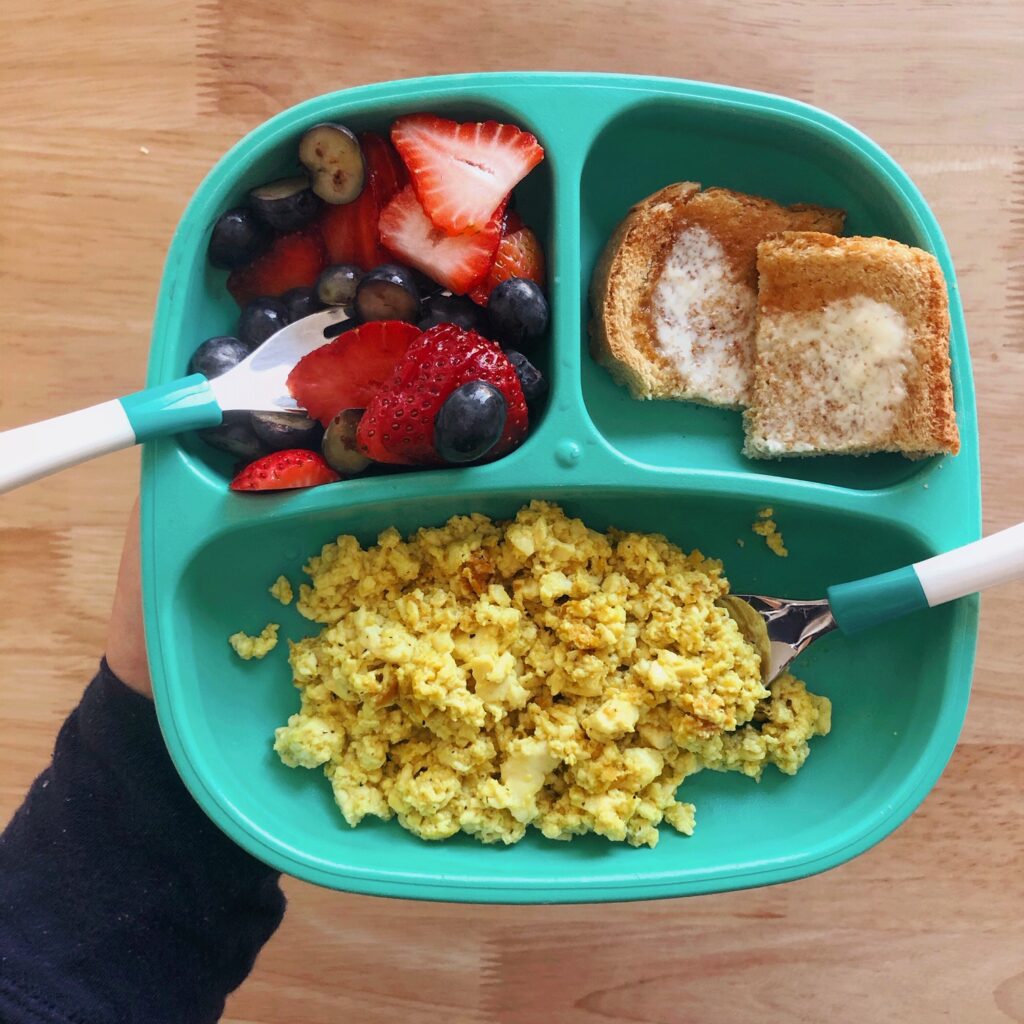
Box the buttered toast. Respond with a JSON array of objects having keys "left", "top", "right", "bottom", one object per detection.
[
  {"left": 589, "top": 184, "right": 845, "bottom": 407},
  {"left": 743, "top": 232, "right": 960, "bottom": 459}
]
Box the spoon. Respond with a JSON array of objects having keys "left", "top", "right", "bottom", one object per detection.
[
  {"left": 722, "top": 521, "right": 1024, "bottom": 683},
  {"left": 0, "top": 306, "right": 353, "bottom": 494}
]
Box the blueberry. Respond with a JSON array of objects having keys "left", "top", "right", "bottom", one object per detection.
[
  {"left": 298, "top": 123, "right": 365, "bottom": 204},
  {"left": 434, "top": 381, "right": 507, "bottom": 464},
  {"left": 207, "top": 207, "right": 271, "bottom": 269},
  {"left": 418, "top": 293, "right": 486, "bottom": 334},
  {"left": 198, "top": 411, "right": 268, "bottom": 461},
  {"left": 322, "top": 409, "right": 372, "bottom": 475},
  {"left": 237, "top": 297, "right": 290, "bottom": 348},
  {"left": 188, "top": 335, "right": 253, "bottom": 379},
  {"left": 250, "top": 410, "right": 323, "bottom": 452},
  {"left": 355, "top": 264, "right": 420, "bottom": 323},
  {"left": 317, "top": 264, "right": 362, "bottom": 306},
  {"left": 248, "top": 175, "right": 322, "bottom": 232},
  {"left": 487, "top": 278, "right": 549, "bottom": 346},
  {"left": 281, "top": 286, "right": 323, "bottom": 321},
  {"left": 409, "top": 267, "right": 444, "bottom": 299},
  {"left": 417, "top": 314, "right": 443, "bottom": 332},
  {"left": 503, "top": 349, "right": 548, "bottom": 403}
]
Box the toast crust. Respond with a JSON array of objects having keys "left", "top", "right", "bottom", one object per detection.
[
  {"left": 589, "top": 185, "right": 845, "bottom": 407},
  {"left": 743, "top": 232, "right": 960, "bottom": 459},
  {"left": 588, "top": 182, "right": 701, "bottom": 401}
]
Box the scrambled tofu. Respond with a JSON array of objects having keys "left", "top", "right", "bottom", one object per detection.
[
  {"left": 229, "top": 623, "right": 279, "bottom": 660},
  {"left": 753, "top": 506, "right": 788, "bottom": 557},
  {"left": 269, "top": 575, "right": 294, "bottom": 605},
  {"left": 272, "top": 502, "right": 829, "bottom": 847}
]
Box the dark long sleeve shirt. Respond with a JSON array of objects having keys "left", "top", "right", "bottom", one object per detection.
[{"left": 0, "top": 660, "right": 286, "bottom": 1023}]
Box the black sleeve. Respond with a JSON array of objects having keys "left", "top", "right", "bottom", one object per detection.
[{"left": 0, "top": 660, "right": 286, "bottom": 1024}]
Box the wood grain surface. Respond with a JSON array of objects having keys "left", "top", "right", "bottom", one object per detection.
[{"left": 2, "top": 1, "right": 1022, "bottom": 1021}]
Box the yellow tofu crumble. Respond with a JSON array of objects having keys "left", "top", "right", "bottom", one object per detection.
[
  {"left": 753, "top": 506, "right": 788, "bottom": 557},
  {"left": 229, "top": 623, "right": 279, "bottom": 660},
  {"left": 269, "top": 575, "right": 294, "bottom": 605},
  {"left": 268, "top": 502, "right": 829, "bottom": 848}
]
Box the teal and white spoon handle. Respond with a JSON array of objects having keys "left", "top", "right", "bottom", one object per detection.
[
  {"left": 0, "top": 375, "right": 221, "bottom": 494},
  {"left": 827, "top": 521, "right": 1024, "bottom": 634}
]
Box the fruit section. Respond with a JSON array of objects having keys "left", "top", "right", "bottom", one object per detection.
[{"left": 197, "top": 114, "right": 550, "bottom": 492}]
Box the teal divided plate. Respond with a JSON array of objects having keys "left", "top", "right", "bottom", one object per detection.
[{"left": 141, "top": 72, "right": 980, "bottom": 903}]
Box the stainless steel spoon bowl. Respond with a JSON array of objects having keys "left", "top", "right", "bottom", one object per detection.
[
  {"left": 721, "top": 519, "right": 1024, "bottom": 683},
  {"left": 720, "top": 594, "right": 836, "bottom": 683}
]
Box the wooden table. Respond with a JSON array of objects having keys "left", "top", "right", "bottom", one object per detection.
[{"left": 2, "top": 1, "right": 1022, "bottom": 1020}]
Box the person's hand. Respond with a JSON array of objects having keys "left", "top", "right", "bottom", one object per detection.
[{"left": 105, "top": 499, "right": 152, "bottom": 698}]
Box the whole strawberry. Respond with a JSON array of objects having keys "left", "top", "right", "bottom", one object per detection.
[{"left": 356, "top": 324, "right": 528, "bottom": 466}]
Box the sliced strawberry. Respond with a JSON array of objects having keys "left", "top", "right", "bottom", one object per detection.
[
  {"left": 230, "top": 449, "right": 339, "bottom": 492},
  {"left": 285, "top": 320, "right": 422, "bottom": 426},
  {"left": 356, "top": 324, "right": 528, "bottom": 466},
  {"left": 227, "top": 228, "right": 326, "bottom": 306},
  {"left": 362, "top": 131, "right": 408, "bottom": 208},
  {"left": 468, "top": 223, "right": 546, "bottom": 305},
  {"left": 317, "top": 132, "right": 406, "bottom": 271},
  {"left": 378, "top": 186, "right": 505, "bottom": 295},
  {"left": 318, "top": 183, "right": 383, "bottom": 270},
  {"left": 391, "top": 114, "right": 544, "bottom": 235}
]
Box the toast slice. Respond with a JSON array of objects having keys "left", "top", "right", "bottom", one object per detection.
[
  {"left": 589, "top": 184, "right": 846, "bottom": 407},
  {"left": 743, "top": 232, "right": 960, "bottom": 459}
]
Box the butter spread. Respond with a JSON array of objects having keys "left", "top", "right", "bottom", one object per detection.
[
  {"left": 752, "top": 295, "right": 911, "bottom": 452},
  {"left": 651, "top": 226, "right": 756, "bottom": 406}
]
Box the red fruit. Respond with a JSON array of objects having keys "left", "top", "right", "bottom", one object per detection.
[
  {"left": 362, "top": 131, "right": 408, "bottom": 208},
  {"left": 227, "top": 228, "right": 326, "bottom": 306},
  {"left": 230, "top": 449, "right": 340, "bottom": 492},
  {"left": 318, "top": 184, "right": 383, "bottom": 270},
  {"left": 391, "top": 114, "right": 544, "bottom": 235},
  {"left": 378, "top": 186, "right": 505, "bottom": 295},
  {"left": 317, "top": 132, "right": 406, "bottom": 270},
  {"left": 285, "top": 320, "right": 422, "bottom": 426},
  {"left": 468, "top": 223, "right": 546, "bottom": 305},
  {"left": 356, "top": 324, "right": 528, "bottom": 466}
]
